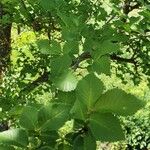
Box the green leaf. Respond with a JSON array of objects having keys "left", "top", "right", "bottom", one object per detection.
[
  {"left": 39, "top": 0, "right": 55, "bottom": 11},
  {"left": 73, "top": 132, "right": 96, "bottom": 150},
  {"left": 83, "top": 38, "right": 95, "bottom": 52},
  {"left": 20, "top": 106, "right": 38, "bottom": 130},
  {"left": 37, "top": 39, "right": 61, "bottom": 55},
  {"left": 57, "top": 12, "right": 73, "bottom": 27},
  {"left": 40, "top": 131, "right": 59, "bottom": 146},
  {"left": 58, "top": 143, "right": 72, "bottom": 150},
  {"left": 38, "top": 103, "right": 70, "bottom": 131},
  {"left": 28, "top": 136, "right": 40, "bottom": 148},
  {"left": 0, "top": 145, "right": 15, "bottom": 150},
  {"left": 54, "top": 70, "right": 78, "bottom": 92},
  {"left": 50, "top": 40, "right": 61, "bottom": 54},
  {"left": 0, "top": 128, "right": 28, "bottom": 147},
  {"left": 57, "top": 91, "right": 76, "bottom": 105},
  {"left": 92, "top": 55, "right": 110, "bottom": 75},
  {"left": 9, "top": 105, "right": 23, "bottom": 117},
  {"left": 58, "top": 12, "right": 81, "bottom": 28},
  {"left": 63, "top": 41, "right": 79, "bottom": 54},
  {"left": 95, "top": 89, "right": 145, "bottom": 116},
  {"left": 89, "top": 113, "right": 124, "bottom": 141},
  {"left": 112, "top": 33, "right": 128, "bottom": 42},
  {"left": 73, "top": 135, "right": 84, "bottom": 150},
  {"left": 70, "top": 99, "right": 87, "bottom": 120},
  {"left": 62, "top": 27, "right": 80, "bottom": 41},
  {"left": 76, "top": 74, "right": 104, "bottom": 109},
  {"left": 93, "top": 40, "right": 119, "bottom": 59},
  {"left": 39, "top": 146, "right": 54, "bottom": 150},
  {"left": 51, "top": 54, "right": 72, "bottom": 76},
  {"left": 84, "top": 131, "right": 96, "bottom": 150},
  {"left": 37, "top": 39, "right": 50, "bottom": 54}
]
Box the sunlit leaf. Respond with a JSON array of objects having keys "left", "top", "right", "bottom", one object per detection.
[
  {"left": 54, "top": 70, "right": 78, "bottom": 92},
  {"left": 76, "top": 74, "right": 104, "bottom": 109},
  {"left": 0, "top": 129, "right": 28, "bottom": 147},
  {"left": 95, "top": 89, "right": 145, "bottom": 116}
]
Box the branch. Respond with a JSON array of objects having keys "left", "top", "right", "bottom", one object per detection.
[
  {"left": 19, "top": 70, "right": 49, "bottom": 95},
  {"left": 19, "top": 0, "right": 42, "bottom": 31},
  {"left": 0, "top": 121, "right": 9, "bottom": 132},
  {"left": 123, "top": 0, "right": 141, "bottom": 15},
  {"left": 130, "top": 3, "right": 141, "bottom": 12},
  {"left": 123, "top": 0, "right": 130, "bottom": 14},
  {"left": 71, "top": 52, "right": 91, "bottom": 70},
  {"left": 110, "top": 54, "right": 136, "bottom": 64},
  {"left": 71, "top": 52, "right": 137, "bottom": 70},
  {"left": 19, "top": 52, "right": 91, "bottom": 95},
  {"left": 18, "top": 52, "right": 138, "bottom": 96},
  {"left": 19, "top": 0, "right": 34, "bottom": 22}
]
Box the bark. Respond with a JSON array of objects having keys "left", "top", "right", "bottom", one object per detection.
[
  {"left": 0, "top": 2, "right": 12, "bottom": 131},
  {"left": 0, "top": 2, "right": 12, "bottom": 80}
]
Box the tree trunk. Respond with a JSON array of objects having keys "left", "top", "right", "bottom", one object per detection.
[
  {"left": 0, "top": 2, "right": 12, "bottom": 131},
  {"left": 0, "top": 2, "right": 12, "bottom": 80}
]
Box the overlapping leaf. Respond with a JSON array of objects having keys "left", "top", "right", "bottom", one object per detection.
[
  {"left": 37, "top": 39, "right": 61, "bottom": 55},
  {"left": 89, "top": 113, "right": 124, "bottom": 141},
  {"left": 54, "top": 70, "right": 78, "bottom": 92},
  {"left": 38, "top": 103, "right": 70, "bottom": 131},
  {"left": 92, "top": 55, "right": 111, "bottom": 75},
  {"left": 51, "top": 54, "right": 71, "bottom": 76},
  {"left": 71, "top": 99, "right": 87, "bottom": 120},
  {"left": 94, "top": 89, "right": 145, "bottom": 116},
  {"left": 76, "top": 74, "right": 104, "bottom": 109},
  {"left": 20, "top": 106, "right": 38, "bottom": 130},
  {"left": 73, "top": 133, "right": 96, "bottom": 150},
  {"left": 0, "top": 129, "right": 28, "bottom": 147},
  {"left": 0, "top": 145, "right": 15, "bottom": 150}
]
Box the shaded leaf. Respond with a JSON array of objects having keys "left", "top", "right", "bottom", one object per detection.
[
  {"left": 39, "top": 131, "right": 59, "bottom": 146},
  {"left": 94, "top": 40, "right": 119, "bottom": 59},
  {"left": 38, "top": 146, "right": 54, "bottom": 150},
  {"left": 20, "top": 106, "right": 38, "bottom": 130},
  {"left": 73, "top": 135, "right": 84, "bottom": 150},
  {"left": 38, "top": 103, "right": 70, "bottom": 131},
  {"left": 51, "top": 54, "right": 71, "bottom": 76},
  {"left": 37, "top": 39, "right": 50, "bottom": 54},
  {"left": 9, "top": 105, "right": 23, "bottom": 117},
  {"left": 84, "top": 131, "right": 96, "bottom": 150},
  {"left": 57, "top": 91, "right": 76, "bottom": 105},
  {"left": 92, "top": 55, "right": 110, "bottom": 75},
  {"left": 0, "top": 145, "right": 15, "bottom": 150},
  {"left": 71, "top": 99, "right": 87, "bottom": 120},
  {"left": 89, "top": 113, "right": 124, "bottom": 141},
  {"left": 73, "top": 132, "right": 96, "bottom": 150},
  {"left": 39, "top": 0, "right": 56, "bottom": 11},
  {"left": 37, "top": 39, "right": 61, "bottom": 55},
  {"left": 63, "top": 41, "right": 79, "bottom": 54}
]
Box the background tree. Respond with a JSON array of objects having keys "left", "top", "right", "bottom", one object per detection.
[{"left": 0, "top": 2, "right": 12, "bottom": 80}]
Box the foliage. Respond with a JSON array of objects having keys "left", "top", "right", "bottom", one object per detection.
[
  {"left": 0, "top": 0, "right": 149, "bottom": 149},
  {"left": 122, "top": 103, "right": 150, "bottom": 149},
  {"left": 109, "top": 102, "right": 150, "bottom": 150}
]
